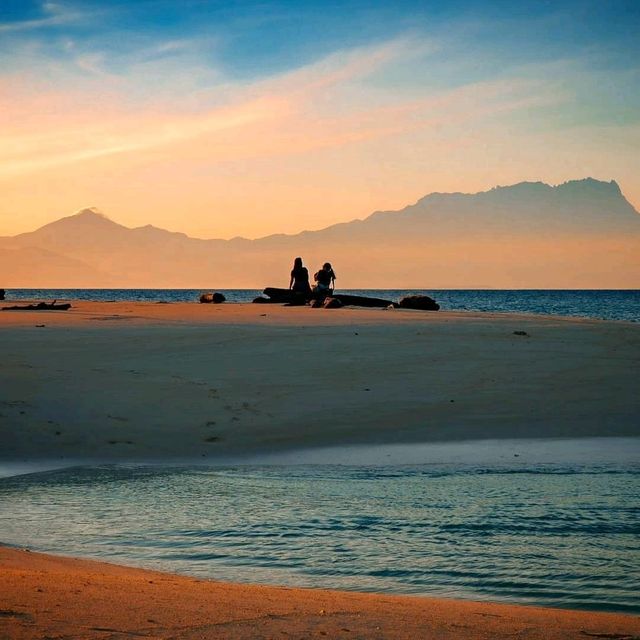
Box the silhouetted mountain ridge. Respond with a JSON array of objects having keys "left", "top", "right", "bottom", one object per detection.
[{"left": 1, "top": 178, "right": 638, "bottom": 288}]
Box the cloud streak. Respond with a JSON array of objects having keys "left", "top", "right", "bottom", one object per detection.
[
  {"left": 0, "top": 35, "right": 561, "bottom": 180},
  {"left": 0, "top": 1, "right": 81, "bottom": 33}
]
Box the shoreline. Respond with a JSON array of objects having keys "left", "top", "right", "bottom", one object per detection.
[
  {"left": 2, "top": 436, "right": 639, "bottom": 479},
  {"left": 1, "top": 546, "right": 638, "bottom": 639},
  {"left": 1, "top": 298, "right": 638, "bottom": 327}
]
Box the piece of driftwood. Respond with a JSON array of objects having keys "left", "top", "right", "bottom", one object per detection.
[
  {"left": 252, "top": 296, "right": 278, "bottom": 304},
  {"left": 262, "top": 287, "right": 295, "bottom": 302},
  {"left": 2, "top": 301, "right": 71, "bottom": 311},
  {"left": 262, "top": 287, "right": 395, "bottom": 308},
  {"left": 333, "top": 293, "right": 395, "bottom": 308}
]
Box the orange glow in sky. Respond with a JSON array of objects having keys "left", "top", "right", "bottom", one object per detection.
[{"left": 1, "top": 3, "right": 638, "bottom": 239}]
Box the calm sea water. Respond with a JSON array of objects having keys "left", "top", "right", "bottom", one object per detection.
[
  {"left": 4, "top": 288, "right": 640, "bottom": 322},
  {"left": 1, "top": 451, "right": 638, "bottom": 613}
]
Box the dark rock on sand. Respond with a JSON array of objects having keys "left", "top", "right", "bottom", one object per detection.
[
  {"left": 398, "top": 295, "right": 440, "bottom": 311},
  {"left": 0, "top": 289, "right": 5, "bottom": 301},
  {"left": 323, "top": 297, "right": 344, "bottom": 309},
  {"left": 200, "top": 292, "right": 226, "bottom": 304}
]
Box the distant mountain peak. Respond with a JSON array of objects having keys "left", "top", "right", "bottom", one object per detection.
[
  {"left": 45, "top": 207, "right": 118, "bottom": 228},
  {"left": 74, "top": 207, "right": 109, "bottom": 219},
  {"left": 13, "top": 206, "right": 127, "bottom": 241},
  {"left": 556, "top": 177, "right": 622, "bottom": 195}
]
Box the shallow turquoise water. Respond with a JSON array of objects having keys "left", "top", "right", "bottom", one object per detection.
[{"left": 1, "top": 460, "right": 638, "bottom": 613}]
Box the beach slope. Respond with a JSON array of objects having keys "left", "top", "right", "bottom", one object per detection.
[{"left": 2, "top": 546, "right": 639, "bottom": 639}]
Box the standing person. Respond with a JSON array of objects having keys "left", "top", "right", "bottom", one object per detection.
[
  {"left": 313, "top": 262, "right": 336, "bottom": 295},
  {"left": 289, "top": 257, "right": 312, "bottom": 298}
]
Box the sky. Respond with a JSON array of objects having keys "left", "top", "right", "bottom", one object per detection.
[{"left": 1, "top": 0, "right": 639, "bottom": 239}]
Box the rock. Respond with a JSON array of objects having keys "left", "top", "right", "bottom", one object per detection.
[
  {"left": 323, "top": 297, "right": 343, "bottom": 309},
  {"left": 310, "top": 298, "right": 324, "bottom": 308},
  {"left": 398, "top": 295, "right": 440, "bottom": 311},
  {"left": 0, "top": 289, "right": 5, "bottom": 301},
  {"left": 252, "top": 296, "right": 274, "bottom": 304},
  {"left": 200, "top": 292, "right": 226, "bottom": 304},
  {"left": 513, "top": 330, "right": 529, "bottom": 336}
]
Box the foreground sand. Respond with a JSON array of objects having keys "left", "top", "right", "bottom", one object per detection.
[
  {"left": 1, "top": 546, "right": 639, "bottom": 640},
  {"left": 2, "top": 301, "right": 639, "bottom": 462}
]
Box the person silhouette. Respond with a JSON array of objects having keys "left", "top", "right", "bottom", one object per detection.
[
  {"left": 289, "top": 257, "right": 312, "bottom": 298},
  {"left": 313, "top": 262, "right": 336, "bottom": 296}
]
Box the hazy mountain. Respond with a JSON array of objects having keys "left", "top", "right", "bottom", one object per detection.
[
  {"left": 0, "top": 246, "right": 115, "bottom": 287},
  {"left": 1, "top": 179, "right": 639, "bottom": 288}
]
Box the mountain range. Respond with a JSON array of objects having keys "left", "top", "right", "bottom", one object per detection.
[{"left": 1, "top": 178, "right": 639, "bottom": 288}]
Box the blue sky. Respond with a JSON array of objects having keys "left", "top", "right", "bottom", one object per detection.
[
  {"left": 1, "top": 0, "right": 638, "bottom": 237},
  {"left": 2, "top": 0, "right": 638, "bottom": 77}
]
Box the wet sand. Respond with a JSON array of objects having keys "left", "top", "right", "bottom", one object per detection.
[
  {"left": 1, "top": 301, "right": 639, "bottom": 463},
  {"left": 1, "top": 546, "right": 639, "bottom": 640}
]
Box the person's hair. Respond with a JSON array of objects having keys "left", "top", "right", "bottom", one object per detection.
[
  {"left": 293, "top": 257, "right": 303, "bottom": 269},
  {"left": 323, "top": 262, "right": 332, "bottom": 270}
]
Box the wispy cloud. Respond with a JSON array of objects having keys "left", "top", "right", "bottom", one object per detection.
[
  {"left": 0, "top": 34, "right": 568, "bottom": 181},
  {"left": 0, "top": 1, "right": 81, "bottom": 33}
]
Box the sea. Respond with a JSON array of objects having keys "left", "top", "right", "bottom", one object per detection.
[
  {"left": 1, "top": 289, "right": 639, "bottom": 613},
  {"left": 3, "top": 288, "right": 640, "bottom": 322},
  {"left": 0, "top": 439, "right": 639, "bottom": 613}
]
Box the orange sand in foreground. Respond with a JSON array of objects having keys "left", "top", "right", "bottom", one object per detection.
[{"left": 2, "top": 546, "right": 639, "bottom": 640}]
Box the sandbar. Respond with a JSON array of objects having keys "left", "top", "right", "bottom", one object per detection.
[{"left": 1, "top": 301, "right": 639, "bottom": 464}]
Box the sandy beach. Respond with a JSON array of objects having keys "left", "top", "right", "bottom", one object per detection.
[
  {"left": 1, "top": 301, "right": 639, "bottom": 464},
  {"left": 2, "top": 301, "right": 639, "bottom": 636},
  {"left": 1, "top": 545, "right": 639, "bottom": 640}
]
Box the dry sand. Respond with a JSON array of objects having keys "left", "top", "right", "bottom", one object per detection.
[
  {"left": 1, "top": 301, "right": 639, "bottom": 463},
  {"left": 2, "top": 546, "right": 639, "bottom": 640}
]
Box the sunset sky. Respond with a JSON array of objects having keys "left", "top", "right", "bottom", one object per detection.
[{"left": 1, "top": 0, "right": 639, "bottom": 239}]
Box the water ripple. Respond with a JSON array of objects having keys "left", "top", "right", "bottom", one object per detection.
[{"left": 0, "top": 461, "right": 638, "bottom": 613}]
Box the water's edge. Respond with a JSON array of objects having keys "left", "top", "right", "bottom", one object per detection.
[
  {"left": 2, "top": 438, "right": 638, "bottom": 613},
  {"left": 3, "top": 289, "right": 639, "bottom": 322}
]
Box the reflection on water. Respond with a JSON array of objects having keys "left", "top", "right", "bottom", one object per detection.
[{"left": 1, "top": 460, "right": 638, "bottom": 612}]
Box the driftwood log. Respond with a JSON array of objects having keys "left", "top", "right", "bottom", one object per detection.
[
  {"left": 261, "top": 287, "right": 395, "bottom": 308},
  {"left": 2, "top": 301, "right": 71, "bottom": 311},
  {"left": 332, "top": 293, "right": 395, "bottom": 308}
]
